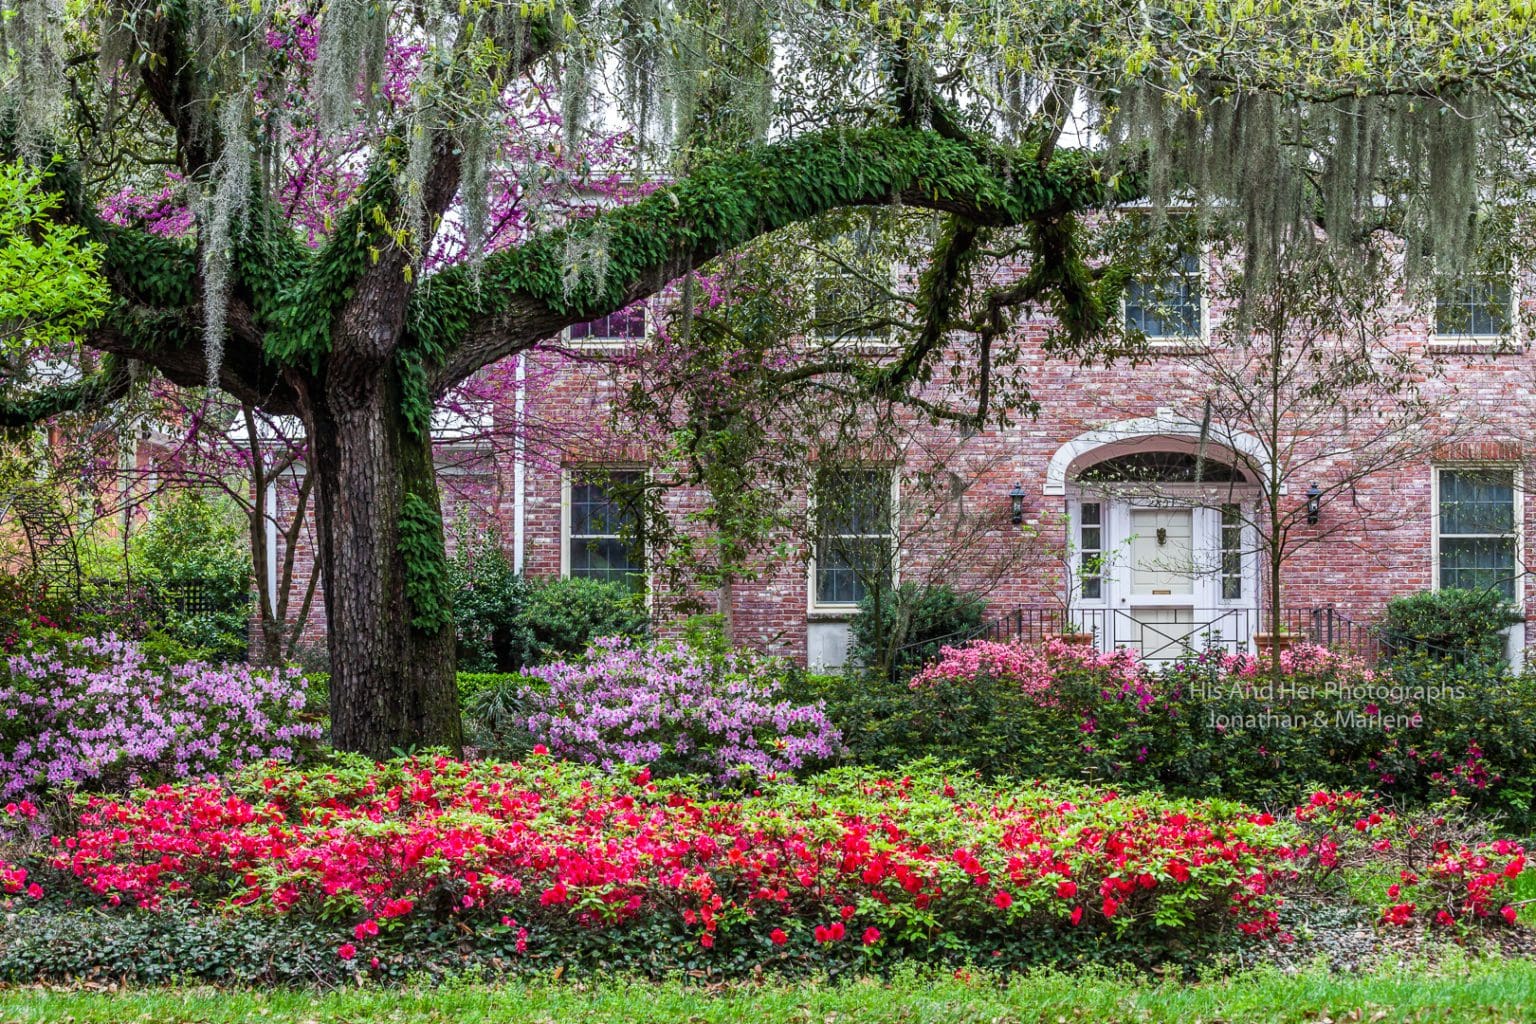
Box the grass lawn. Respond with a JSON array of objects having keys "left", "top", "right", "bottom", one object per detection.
[{"left": 3, "top": 960, "right": 1536, "bottom": 1023}]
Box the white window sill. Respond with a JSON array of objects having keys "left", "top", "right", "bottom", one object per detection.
[
  {"left": 1428, "top": 336, "right": 1522, "bottom": 356},
  {"left": 1146, "top": 337, "right": 1212, "bottom": 355},
  {"left": 810, "top": 335, "right": 901, "bottom": 352},
  {"left": 807, "top": 606, "right": 860, "bottom": 622}
]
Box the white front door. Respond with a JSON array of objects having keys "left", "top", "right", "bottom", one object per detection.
[
  {"left": 1122, "top": 506, "right": 1198, "bottom": 660},
  {"left": 1072, "top": 498, "right": 1256, "bottom": 660}
]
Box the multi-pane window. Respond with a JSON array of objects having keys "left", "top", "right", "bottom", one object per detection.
[
  {"left": 814, "top": 468, "right": 894, "bottom": 605},
  {"left": 1434, "top": 278, "right": 1512, "bottom": 338},
  {"left": 568, "top": 305, "right": 646, "bottom": 343},
  {"left": 1124, "top": 251, "right": 1203, "bottom": 340},
  {"left": 1220, "top": 504, "right": 1244, "bottom": 600},
  {"left": 811, "top": 230, "right": 893, "bottom": 341},
  {"left": 567, "top": 470, "right": 645, "bottom": 586},
  {"left": 1437, "top": 468, "right": 1518, "bottom": 601},
  {"left": 1078, "top": 502, "right": 1103, "bottom": 601}
]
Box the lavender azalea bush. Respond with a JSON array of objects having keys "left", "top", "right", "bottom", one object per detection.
[
  {"left": 524, "top": 637, "right": 841, "bottom": 781},
  {"left": 0, "top": 634, "right": 319, "bottom": 799}
]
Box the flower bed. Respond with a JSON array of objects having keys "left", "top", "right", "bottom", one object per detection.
[
  {"left": 1, "top": 759, "right": 1317, "bottom": 980},
  {"left": 0, "top": 634, "right": 319, "bottom": 801},
  {"left": 822, "top": 637, "right": 1536, "bottom": 828}
]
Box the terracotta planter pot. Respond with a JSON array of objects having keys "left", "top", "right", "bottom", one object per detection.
[
  {"left": 1059, "top": 632, "right": 1096, "bottom": 646},
  {"left": 1254, "top": 632, "right": 1296, "bottom": 656}
]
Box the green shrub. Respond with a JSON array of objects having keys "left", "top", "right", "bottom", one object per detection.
[
  {"left": 809, "top": 637, "right": 1536, "bottom": 829},
  {"left": 849, "top": 582, "right": 985, "bottom": 676},
  {"left": 1379, "top": 654, "right": 1536, "bottom": 827},
  {"left": 457, "top": 672, "right": 527, "bottom": 706},
  {"left": 1381, "top": 589, "right": 1521, "bottom": 665},
  {"left": 131, "top": 491, "right": 252, "bottom": 661},
  {"left": 520, "top": 577, "right": 648, "bottom": 663},
  {"left": 805, "top": 640, "right": 1159, "bottom": 782},
  {"left": 449, "top": 523, "right": 648, "bottom": 671},
  {"left": 449, "top": 530, "right": 535, "bottom": 672},
  {"left": 1156, "top": 648, "right": 1398, "bottom": 808}
]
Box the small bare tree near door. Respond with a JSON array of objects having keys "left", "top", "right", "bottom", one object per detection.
[{"left": 1156, "top": 238, "right": 1479, "bottom": 680}]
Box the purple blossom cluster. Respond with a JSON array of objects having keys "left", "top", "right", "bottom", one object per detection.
[
  {"left": 0, "top": 634, "right": 319, "bottom": 800},
  {"left": 524, "top": 637, "right": 842, "bottom": 782}
]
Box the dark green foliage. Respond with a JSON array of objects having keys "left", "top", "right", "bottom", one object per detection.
[
  {"left": 849, "top": 583, "right": 985, "bottom": 676},
  {"left": 398, "top": 492, "right": 453, "bottom": 632},
  {"left": 1157, "top": 654, "right": 1536, "bottom": 827},
  {"left": 448, "top": 525, "right": 648, "bottom": 670},
  {"left": 0, "top": 905, "right": 360, "bottom": 986},
  {"left": 805, "top": 648, "right": 1536, "bottom": 829},
  {"left": 796, "top": 661, "right": 1155, "bottom": 782},
  {"left": 408, "top": 127, "right": 1137, "bottom": 361},
  {"left": 0, "top": 889, "right": 1240, "bottom": 988},
  {"left": 1154, "top": 655, "right": 1402, "bottom": 809},
  {"left": 1382, "top": 589, "right": 1521, "bottom": 665},
  {"left": 449, "top": 535, "right": 534, "bottom": 672},
  {"left": 132, "top": 491, "right": 252, "bottom": 661},
  {"left": 457, "top": 672, "right": 528, "bottom": 706},
  {"left": 518, "top": 577, "right": 649, "bottom": 662},
  {"left": 462, "top": 674, "right": 543, "bottom": 756}
]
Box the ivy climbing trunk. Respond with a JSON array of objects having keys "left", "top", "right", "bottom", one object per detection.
[{"left": 306, "top": 363, "right": 461, "bottom": 759}]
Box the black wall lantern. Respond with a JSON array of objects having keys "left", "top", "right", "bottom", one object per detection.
[
  {"left": 1009, "top": 482, "right": 1025, "bottom": 525},
  {"left": 1306, "top": 483, "right": 1322, "bottom": 525}
]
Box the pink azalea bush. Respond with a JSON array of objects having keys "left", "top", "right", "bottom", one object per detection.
[
  {"left": 911, "top": 637, "right": 1151, "bottom": 709},
  {"left": 524, "top": 637, "right": 842, "bottom": 782},
  {"left": 1217, "top": 642, "right": 1369, "bottom": 680},
  {"left": 0, "top": 635, "right": 319, "bottom": 800}
]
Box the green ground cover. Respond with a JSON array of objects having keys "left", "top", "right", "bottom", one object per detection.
[{"left": 3, "top": 961, "right": 1535, "bottom": 1023}]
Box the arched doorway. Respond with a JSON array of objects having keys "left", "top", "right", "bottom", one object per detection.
[{"left": 1047, "top": 411, "right": 1268, "bottom": 660}]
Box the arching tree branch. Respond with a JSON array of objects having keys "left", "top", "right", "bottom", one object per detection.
[{"left": 422, "top": 126, "right": 1144, "bottom": 392}]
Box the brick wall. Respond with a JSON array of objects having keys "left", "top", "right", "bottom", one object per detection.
[{"left": 267, "top": 269, "right": 1536, "bottom": 664}]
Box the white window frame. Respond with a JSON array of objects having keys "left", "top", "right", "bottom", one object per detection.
[
  {"left": 807, "top": 467, "right": 900, "bottom": 615},
  {"left": 809, "top": 233, "right": 902, "bottom": 349},
  {"left": 560, "top": 465, "right": 649, "bottom": 586},
  {"left": 1431, "top": 464, "right": 1524, "bottom": 608},
  {"left": 1121, "top": 246, "right": 1210, "bottom": 350},
  {"left": 1429, "top": 272, "right": 1523, "bottom": 353},
  {"left": 562, "top": 304, "right": 650, "bottom": 349}
]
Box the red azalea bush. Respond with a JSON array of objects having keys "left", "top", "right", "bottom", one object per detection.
[
  {"left": 9, "top": 758, "right": 1307, "bottom": 973},
  {"left": 1291, "top": 790, "right": 1527, "bottom": 931}
]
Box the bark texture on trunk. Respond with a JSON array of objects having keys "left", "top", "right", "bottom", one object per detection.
[{"left": 308, "top": 363, "right": 461, "bottom": 759}]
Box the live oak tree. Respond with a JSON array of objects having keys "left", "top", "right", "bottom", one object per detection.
[{"left": 1, "top": 0, "right": 1533, "bottom": 755}]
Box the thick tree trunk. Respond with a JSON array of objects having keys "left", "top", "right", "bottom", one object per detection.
[{"left": 307, "top": 367, "right": 461, "bottom": 759}]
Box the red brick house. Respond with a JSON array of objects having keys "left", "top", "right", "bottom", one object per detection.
[{"left": 269, "top": 253, "right": 1536, "bottom": 670}]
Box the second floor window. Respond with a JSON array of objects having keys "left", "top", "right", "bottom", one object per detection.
[
  {"left": 568, "top": 305, "right": 646, "bottom": 343},
  {"left": 1125, "top": 251, "right": 1203, "bottom": 341},
  {"left": 1434, "top": 277, "right": 1511, "bottom": 338},
  {"left": 814, "top": 468, "right": 894, "bottom": 606},
  {"left": 810, "top": 228, "right": 894, "bottom": 342},
  {"left": 567, "top": 470, "right": 645, "bottom": 586}
]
